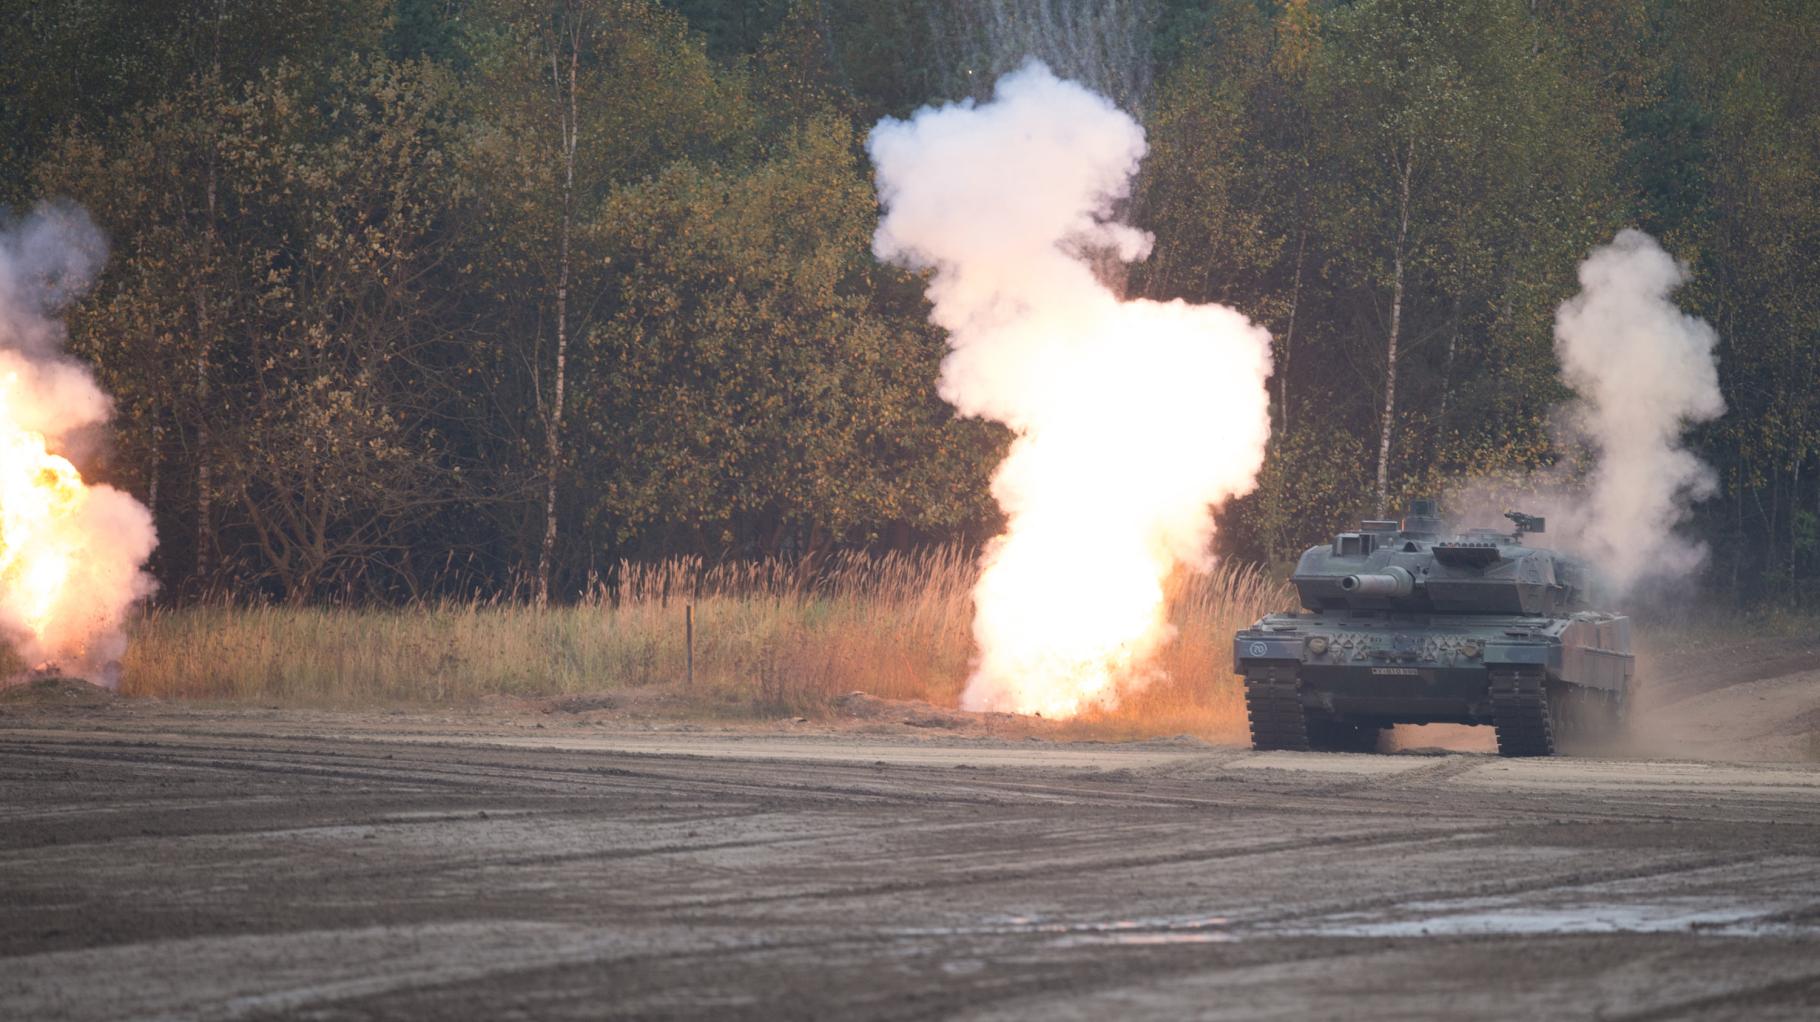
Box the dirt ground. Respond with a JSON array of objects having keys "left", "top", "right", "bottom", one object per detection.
[{"left": 3, "top": 640, "right": 1819, "bottom": 1020}]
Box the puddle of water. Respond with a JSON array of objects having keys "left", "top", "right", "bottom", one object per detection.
[
  {"left": 898, "top": 913, "right": 1235, "bottom": 944},
  {"left": 1038, "top": 915, "right": 1238, "bottom": 947},
  {"left": 1283, "top": 897, "right": 1818, "bottom": 939},
  {"left": 910, "top": 897, "right": 1816, "bottom": 953},
  {"left": 1049, "top": 931, "right": 1237, "bottom": 947}
]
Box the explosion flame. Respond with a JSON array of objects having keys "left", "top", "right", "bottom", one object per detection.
[
  {"left": 869, "top": 63, "right": 1273, "bottom": 716},
  {"left": 0, "top": 206, "right": 156, "bottom": 680}
]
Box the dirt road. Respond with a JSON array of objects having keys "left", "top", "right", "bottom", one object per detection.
[{"left": 3, "top": 688, "right": 1820, "bottom": 1021}]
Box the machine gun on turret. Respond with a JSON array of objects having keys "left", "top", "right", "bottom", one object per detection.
[{"left": 1505, "top": 510, "right": 1546, "bottom": 541}]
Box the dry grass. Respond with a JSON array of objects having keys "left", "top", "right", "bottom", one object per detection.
[
  {"left": 1061, "top": 562, "right": 1295, "bottom": 741},
  {"left": 119, "top": 548, "right": 1294, "bottom": 739}
]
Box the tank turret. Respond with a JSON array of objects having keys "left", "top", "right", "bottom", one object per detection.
[{"left": 1289, "top": 501, "right": 1588, "bottom": 616}]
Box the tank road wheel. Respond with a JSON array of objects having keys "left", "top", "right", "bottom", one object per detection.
[
  {"left": 1244, "top": 666, "right": 1310, "bottom": 752},
  {"left": 1489, "top": 667, "right": 1556, "bottom": 757}
]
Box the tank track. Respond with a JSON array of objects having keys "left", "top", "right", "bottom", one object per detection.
[
  {"left": 1489, "top": 667, "right": 1556, "bottom": 757},
  {"left": 1244, "top": 666, "right": 1310, "bottom": 751}
]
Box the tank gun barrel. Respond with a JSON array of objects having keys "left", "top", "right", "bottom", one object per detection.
[{"left": 1338, "top": 566, "right": 1415, "bottom": 597}]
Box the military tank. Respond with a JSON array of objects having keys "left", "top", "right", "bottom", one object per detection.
[{"left": 1232, "top": 499, "right": 1634, "bottom": 757}]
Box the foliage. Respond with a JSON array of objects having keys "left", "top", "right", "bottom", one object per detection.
[
  {"left": 4, "top": 0, "right": 1818, "bottom": 606},
  {"left": 583, "top": 114, "right": 1001, "bottom": 555},
  {"left": 40, "top": 57, "right": 470, "bottom": 598}
]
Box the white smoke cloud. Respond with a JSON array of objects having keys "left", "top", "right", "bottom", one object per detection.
[
  {"left": 1549, "top": 229, "right": 1724, "bottom": 593},
  {"left": 1447, "top": 229, "right": 1724, "bottom": 599},
  {"left": 869, "top": 62, "right": 1273, "bottom": 716},
  {"left": 0, "top": 203, "right": 158, "bottom": 681},
  {"left": 0, "top": 206, "right": 113, "bottom": 440}
]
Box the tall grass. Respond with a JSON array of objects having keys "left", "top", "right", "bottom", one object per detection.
[{"left": 120, "top": 548, "right": 1292, "bottom": 737}]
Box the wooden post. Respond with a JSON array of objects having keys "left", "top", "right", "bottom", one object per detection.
[{"left": 685, "top": 603, "right": 694, "bottom": 687}]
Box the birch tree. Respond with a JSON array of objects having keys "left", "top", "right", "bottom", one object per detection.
[
  {"left": 464, "top": 0, "right": 747, "bottom": 602},
  {"left": 1309, "top": 0, "right": 1608, "bottom": 516}
]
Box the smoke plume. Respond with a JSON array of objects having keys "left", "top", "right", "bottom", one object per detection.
[
  {"left": 869, "top": 62, "right": 1273, "bottom": 716},
  {"left": 0, "top": 204, "right": 157, "bottom": 681},
  {"left": 1448, "top": 229, "right": 1723, "bottom": 597},
  {"left": 1549, "top": 229, "right": 1725, "bottom": 593}
]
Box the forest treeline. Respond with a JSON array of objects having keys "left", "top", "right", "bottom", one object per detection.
[{"left": 1, "top": 0, "right": 1815, "bottom": 604}]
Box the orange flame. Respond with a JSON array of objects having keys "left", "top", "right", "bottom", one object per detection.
[
  {"left": 0, "top": 373, "right": 97, "bottom": 648},
  {"left": 0, "top": 205, "right": 157, "bottom": 680},
  {"left": 0, "top": 367, "right": 155, "bottom": 674},
  {"left": 963, "top": 297, "right": 1272, "bottom": 716}
]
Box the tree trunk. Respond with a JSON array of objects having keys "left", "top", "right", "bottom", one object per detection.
[
  {"left": 1732, "top": 468, "right": 1743, "bottom": 598},
  {"left": 147, "top": 415, "right": 161, "bottom": 519},
  {"left": 194, "top": 5, "right": 224, "bottom": 590},
  {"left": 195, "top": 183, "right": 214, "bottom": 586},
  {"left": 1279, "top": 226, "right": 1305, "bottom": 435},
  {"left": 1438, "top": 288, "right": 1462, "bottom": 427},
  {"left": 1374, "top": 144, "right": 1415, "bottom": 518},
  {"left": 1792, "top": 455, "right": 1802, "bottom": 588},
  {"left": 536, "top": 16, "right": 580, "bottom": 608}
]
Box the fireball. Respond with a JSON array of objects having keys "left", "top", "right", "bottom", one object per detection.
[
  {"left": 870, "top": 63, "right": 1273, "bottom": 715},
  {"left": 0, "top": 207, "right": 159, "bottom": 681},
  {"left": 0, "top": 367, "right": 157, "bottom": 670}
]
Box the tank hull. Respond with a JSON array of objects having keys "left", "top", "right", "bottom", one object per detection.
[{"left": 1234, "top": 611, "right": 1634, "bottom": 756}]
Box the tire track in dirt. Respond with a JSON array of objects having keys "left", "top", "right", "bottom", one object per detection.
[
  {"left": 663, "top": 828, "right": 1502, "bottom": 911},
  {"left": 6, "top": 709, "right": 1820, "bottom": 1020},
  {"left": 10, "top": 728, "right": 1818, "bottom": 837}
]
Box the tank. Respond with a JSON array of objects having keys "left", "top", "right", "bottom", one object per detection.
[{"left": 1232, "top": 499, "right": 1634, "bottom": 757}]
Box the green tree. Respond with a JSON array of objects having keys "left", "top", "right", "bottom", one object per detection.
[
  {"left": 582, "top": 114, "right": 1000, "bottom": 556},
  {"left": 42, "top": 57, "right": 470, "bottom": 599},
  {"left": 1306, "top": 0, "right": 1618, "bottom": 515},
  {"left": 0, "top": 0, "right": 390, "bottom": 205},
  {"left": 460, "top": 0, "right": 751, "bottom": 601},
  {"left": 1138, "top": 0, "right": 1321, "bottom": 431},
  {"left": 1656, "top": 0, "right": 1820, "bottom": 597}
]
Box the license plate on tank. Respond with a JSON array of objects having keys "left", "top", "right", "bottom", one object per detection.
[{"left": 1370, "top": 667, "right": 1421, "bottom": 676}]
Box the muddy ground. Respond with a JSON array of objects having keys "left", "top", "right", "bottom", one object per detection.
[{"left": 3, "top": 641, "right": 1819, "bottom": 1020}]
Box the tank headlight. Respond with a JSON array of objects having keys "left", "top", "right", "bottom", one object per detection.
[
  {"left": 1460, "top": 640, "right": 1482, "bottom": 659},
  {"left": 1307, "top": 636, "right": 1330, "bottom": 656}
]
